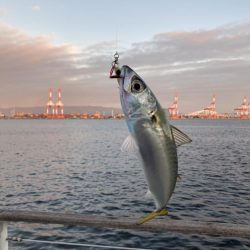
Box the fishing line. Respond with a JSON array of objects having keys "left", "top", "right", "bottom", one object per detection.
[
  {"left": 115, "top": 24, "right": 118, "bottom": 53},
  {"left": 8, "top": 236, "right": 153, "bottom": 250}
]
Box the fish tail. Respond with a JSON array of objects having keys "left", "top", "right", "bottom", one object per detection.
[{"left": 136, "top": 208, "right": 168, "bottom": 225}]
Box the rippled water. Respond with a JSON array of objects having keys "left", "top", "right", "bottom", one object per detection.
[{"left": 0, "top": 119, "right": 249, "bottom": 249}]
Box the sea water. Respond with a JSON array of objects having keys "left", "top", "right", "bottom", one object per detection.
[{"left": 0, "top": 119, "right": 249, "bottom": 249}]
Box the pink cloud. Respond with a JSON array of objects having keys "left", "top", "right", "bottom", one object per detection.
[{"left": 0, "top": 22, "right": 249, "bottom": 113}]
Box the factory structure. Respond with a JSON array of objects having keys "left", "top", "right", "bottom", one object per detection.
[
  {"left": 2, "top": 89, "right": 249, "bottom": 120},
  {"left": 168, "top": 94, "right": 180, "bottom": 120},
  {"left": 46, "top": 88, "right": 64, "bottom": 118},
  {"left": 168, "top": 94, "right": 250, "bottom": 120},
  {"left": 234, "top": 96, "right": 249, "bottom": 119},
  {"left": 43, "top": 88, "right": 123, "bottom": 119},
  {"left": 185, "top": 95, "right": 218, "bottom": 119}
]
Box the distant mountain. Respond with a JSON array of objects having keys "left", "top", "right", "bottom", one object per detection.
[{"left": 0, "top": 106, "right": 122, "bottom": 116}]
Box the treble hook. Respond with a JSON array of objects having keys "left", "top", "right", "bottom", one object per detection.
[{"left": 109, "top": 52, "right": 121, "bottom": 78}]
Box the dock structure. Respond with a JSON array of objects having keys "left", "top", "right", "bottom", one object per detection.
[
  {"left": 46, "top": 88, "right": 65, "bottom": 119},
  {"left": 203, "top": 94, "right": 217, "bottom": 118},
  {"left": 234, "top": 96, "right": 249, "bottom": 119},
  {"left": 1, "top": 209, "right": 250, "bottom": 249},
  {"left": 55, "top": 88, "right": 64, "bottom": 117},
  {"left": 168, "top": 94, "right": 181, "bottom": 119},
  {"left": 186, "top": 94, "right": 218, "bottom": 119},
  {"left": 46, "top": 88, "right": 55, "bottom": 116}
]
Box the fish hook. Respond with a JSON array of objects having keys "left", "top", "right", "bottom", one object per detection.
[{"left": 109, "top": 52, "right": 121, "bottom": 78}]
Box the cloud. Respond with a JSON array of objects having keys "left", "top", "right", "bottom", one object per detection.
[
  {"left": 32, "top": 5, "right": 41, "bottom": 11},
  {"left": 80, "top": 23, "right": 250, "bottom": 112},
  {"left": 0, "top": 22, "right": 249, "bottom": 113},
  {"left": 0, "top": 22, "right": 91, "bottom": 107}
]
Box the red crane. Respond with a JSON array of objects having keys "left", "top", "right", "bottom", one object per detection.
[
  {"left": 168, "top": 94, "right": 180, "bottom": 119},
  {"left": 55, "top": 88, "right": 64, "bottom": 116},
  {"left": 46, "top": 88, "right": 55, "bottom": 115},
  {"left": 203, "top": 94, "right": 217, "bottom": 118},
  {"left": 234, "top": 96, "right": 249, "bottom": 119}
]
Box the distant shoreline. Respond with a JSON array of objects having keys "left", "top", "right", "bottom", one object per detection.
[{"left": 1, "top": 117, "right": 249, "bottom": 121}]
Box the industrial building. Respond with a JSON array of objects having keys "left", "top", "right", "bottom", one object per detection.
[{"left": 46, "top": 88, "right": 64, "bottom": 119}]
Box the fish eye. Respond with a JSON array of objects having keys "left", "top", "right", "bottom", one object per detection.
[{"left": 131, "top": 78, "right": 145, "bottom": 93}]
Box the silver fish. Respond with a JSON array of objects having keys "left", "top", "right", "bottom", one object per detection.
[{"left": 117, "top": 65, "right": 192, "bottom": 224}]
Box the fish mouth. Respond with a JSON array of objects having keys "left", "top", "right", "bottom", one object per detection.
[
  {"left": 119, "top": 65, "right": 136, "bottom": 93},
  {"left": 117, "top": 65, "right": 125, "bottom": 87}
]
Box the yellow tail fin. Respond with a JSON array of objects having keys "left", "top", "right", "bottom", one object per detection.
[{"left": 137, "top": 208, "right": 168, "bottom": 225}]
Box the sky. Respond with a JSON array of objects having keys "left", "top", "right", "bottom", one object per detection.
[{"left": 0, "top": 0, "right": 250, "bottom": 113}]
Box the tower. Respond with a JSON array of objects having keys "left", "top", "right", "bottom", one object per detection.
[
  {"left": 204, "top": 94, "right": 216, "bottom": 116},
  {"left": 46, "top": 88, "right": 55, "bottom": 115},
  {"left": 168, "top": 94, "right": 179, "bottom": 119},
  {"left": 55, "top": 88, "right": 64, "bottom": 116},
  {"left": 234, "top": 96, "right": 249, "bottom": 118}
]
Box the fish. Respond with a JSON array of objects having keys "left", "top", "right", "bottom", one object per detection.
[{"left": 117, "top": 65, "right": 192, "bottom": 224}]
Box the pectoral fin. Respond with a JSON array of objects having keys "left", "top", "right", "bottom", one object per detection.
[
  {"left": 121, "top": 135, "right": 138, "bottom": 152},
  {"left": 171, "top": 125, "right": 192, "bottom": 147},
  {"left": 137, "top": 208, "right": 168, "bottom": 225}
]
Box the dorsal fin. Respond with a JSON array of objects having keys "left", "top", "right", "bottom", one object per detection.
[{"left": 171, "top": 125, "right": 192, "bottom": 147}]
